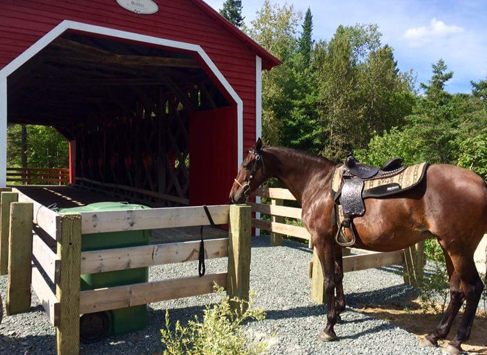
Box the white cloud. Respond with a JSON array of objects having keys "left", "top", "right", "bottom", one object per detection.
[{"left": 403, "top": 18, "right": 464, "bottom": 47}]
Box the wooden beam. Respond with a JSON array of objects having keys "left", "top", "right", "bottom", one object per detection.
[
  {"left": 0, "top": 192, "right": 18, "bottom": 275},
  {"left": 6, "top": 202, "right": 33, "bottom": 315},
  {"left": 248, "top": 202, "right": 302, "bottom": 220},
  {"left": 52, "top": 39, "right": 201, "bottom": 69},
  {"left": 270, "top": 199, "right": 284, "bottom": 246},
  {"left": 252, "top": 218, "right": 311, "bottom": 241},
  {"left": 32, "top": 265, "right": 60, "bottom": 326},
  {"left": 33, "top": 233, "right": 60, "bottom": 283},
  {"left": 81, "top": 238, "right": 228, "bottom": 274},
  {"left": 252, "top": 188, "right": 297, "bottom": 201},
  {"left": 403, "top": 241, "right": 425, "bottom": 287},
  {"left": 15, "top": 189, "right": 60, "bottom": 240},
  {"left": 56, "top": 213, "right": 82, "bottom": 355},
  {"left": 343, "top": 251, "right": 404, "bottom": 273},
  {"left": 75, "top": 177, "right": 189, "bottom": 205},
  {"left": 80, "top": 273, "right": 227, "bottom": 314},
  {"left": 78, "top": 205, "right": 230, "bottom": 234},
  {"left": 311, "top": 247, "right": 325, "bottom": 304},
  {"left": 227, "top": 205, "right": 251, "bottom": 313}
]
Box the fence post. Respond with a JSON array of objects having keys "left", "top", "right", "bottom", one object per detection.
[
  {"left": 6, "top": 202, "right": 33, "bottom": 315},
  {"left": 1, "top": 191, "right": 18, "bottom": 275},
  {"left": 403, "top": 241, "right": 425, "bottom": 288},
  {"left": 270, "top": 198, "right": 284, "bottom": 246},
  {"left": 227, "top": 204, "right": 251, "bottom": 313},
  {"left": 311, "top": 247, "right": 325, "bottom": 304},
  {"left": 56, "top": 213, "right": 81, "bottom": 355}
]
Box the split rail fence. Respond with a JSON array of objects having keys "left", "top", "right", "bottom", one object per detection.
[
  {"left": 250, "top": 187, "right": 425, "bottom": 304},
  {"left": 0, "top": 187, "right": 251, "bottom": 355},
  {"left": 7, "top": 168, "right": 69, "bottom": 185}
]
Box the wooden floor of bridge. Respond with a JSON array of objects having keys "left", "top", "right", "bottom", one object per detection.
[{"left": 13, "top": 185, "right": 227, "bottom": 243}]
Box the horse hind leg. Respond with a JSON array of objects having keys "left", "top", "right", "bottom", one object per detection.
[{"left": 444, "top": 258, "right": 484, "bottom": 355}]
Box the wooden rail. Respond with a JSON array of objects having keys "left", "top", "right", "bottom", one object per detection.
[
  {"left": 7, "top": 168, "right": 69, "bottom": 185},
  {"left": 250, "top": 187, "right": 426, "bottom": 304},
  {"left": 0, "top": 190, "right": 251, "bottom": 355}
]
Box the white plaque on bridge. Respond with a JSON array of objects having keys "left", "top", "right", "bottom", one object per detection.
[{"left": 116, "top": 0, "right": 159, "bottom": 14}]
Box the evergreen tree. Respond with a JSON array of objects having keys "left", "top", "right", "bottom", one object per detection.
[
  {"left": 298, "top": 8, "right": 313, "bottom": 67},
  {"left": 471, "top": 76, "right": 487, "bottom": 100},
  {"left": 420, "top": 59, "right": 453, "bottom": 106},
  {"left": 219, "top": 0, "right": 244, "bottom": 28}
]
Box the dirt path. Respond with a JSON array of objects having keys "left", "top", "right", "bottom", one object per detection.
[{"left": 357, "top": 301, "right": 487, "bottom": 354}]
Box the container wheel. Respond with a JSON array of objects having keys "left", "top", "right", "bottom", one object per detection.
[{"left": 80, "top": 311, "right": 110, "bottom": 343}]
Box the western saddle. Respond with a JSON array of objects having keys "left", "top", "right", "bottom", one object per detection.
[{"left": 333, "top": 153, "right": 429, "bottom": 247}]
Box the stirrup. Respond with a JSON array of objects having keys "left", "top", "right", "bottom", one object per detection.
[{"left": 335, "top": 221, "right": 356, "bottom": 247}]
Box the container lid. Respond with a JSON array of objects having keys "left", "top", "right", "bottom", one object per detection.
[{"left": 58, "top": 201, "right": 150, "bottom": 214}]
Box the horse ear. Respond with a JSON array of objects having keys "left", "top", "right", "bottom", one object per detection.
[{"left": 255, "top": 138, "right": 263, "bottom": 151}]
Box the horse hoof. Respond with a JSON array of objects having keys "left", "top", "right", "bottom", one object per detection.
[
  {"left": 443, "top": 344, "right": 462, "bottom": 355},
  {"left": 418, "top": 336, "right": 436, "bottom": 348},
  {"left": 317, "top": 331, "right": 337, "bottom": 342}
]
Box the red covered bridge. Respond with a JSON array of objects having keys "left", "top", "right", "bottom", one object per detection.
[{"left": 0, "top": 0, "right": 280, "bottom": 206}]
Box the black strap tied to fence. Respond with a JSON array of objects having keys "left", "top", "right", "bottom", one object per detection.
[{"left": 199, "top": 205, "right": 215, "bottom": 277}]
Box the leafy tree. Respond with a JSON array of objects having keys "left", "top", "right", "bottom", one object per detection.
[
  {"left": 7, "top": 124, "right": 69, "bottom": 169},
  {"left": 247, "top": 1, "right": 302, "bottom": 147},
  {"left": 219, "top": 0, "right": 244, "bottom": 28},
  {"left": 298, "top": 8, "right": 313, "bottom": 67},
  {"left": 317, "top": 25, "right": 414, "bottom": 161}
]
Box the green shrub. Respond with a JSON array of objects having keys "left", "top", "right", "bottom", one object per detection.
[{"left": 160, "top": 287, "right": 267, "bottom": 355}]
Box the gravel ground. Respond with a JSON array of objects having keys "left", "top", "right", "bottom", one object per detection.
[{"left": 0, "top": 236, "right": 482, "bottom": 355}]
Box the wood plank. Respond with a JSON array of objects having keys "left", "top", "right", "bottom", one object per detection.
[
  {"left": 81, "top": 238, "right": 229, "bottom": 274},
  {"left": 342, "top": 251, "right": 404, "bottom": 273},
  {"left": 56, "top": 213, "right": 82, "bottom": 355},
  {"left": 80, "top": 273, "right": 227, "bottom": 314},
  {"left": 32, "top": 265, "right": 60, "bottom": 326},
  {"left": 252, "top": 218, "right": 311, "bottom": 241},
  {"left": 252, "top": 188, "right": 297, "bottom": 201},
  {"left": 79, "top": 205, "right": 230, "bottom": 234},
  {"left": 15, "top": 189, "right": 60, "bottom": 240},
  {"left": 227, "top": 205, "right": 251, "bottom": 313},
  {"left": 33, "top": 233, "right": 60, "bottom": 283},
  {"left": 7, "top": 202, "right": 33, "bottom": 315},
  {"left": 248, "top": 202, "right": 302, "bottom": 219},
  {"left": 0, "top": 192, "right": 18, "bottom": 275}
]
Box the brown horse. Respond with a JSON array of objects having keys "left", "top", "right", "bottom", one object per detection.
[{"left": 229, "top": 138, "right": 486, "bottom": 355}]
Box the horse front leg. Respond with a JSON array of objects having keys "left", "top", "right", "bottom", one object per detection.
[
  {"left": 316, "top": 240, "right": 338, "bottom": 341},
  {"left": 334, "top": 245, "right": 345, "bottom": 322}
]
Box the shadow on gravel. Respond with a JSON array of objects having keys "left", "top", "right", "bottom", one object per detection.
[
  {"left": 346, "top": 284, "right": 418, "bottom": 307},
  {"left": 0, "top": 334, "right": 55, "bottom": 355}
]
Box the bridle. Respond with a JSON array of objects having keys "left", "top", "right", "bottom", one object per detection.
[{"left": 234, "top": 148, "right": 266, "bottom": 198}]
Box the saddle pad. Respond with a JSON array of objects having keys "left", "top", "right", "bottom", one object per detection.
[{"left": 331, "top": 162, "right": 429, "bottom": 199}]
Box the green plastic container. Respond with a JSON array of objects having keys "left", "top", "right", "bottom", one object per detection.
[{"left": 59, "top": 202, "right": 151, "bottom": 337}]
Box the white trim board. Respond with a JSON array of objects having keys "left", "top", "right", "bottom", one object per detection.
[
  {"left": 0, "top": 20, "right": 244, "bottom": 187},
  {"left": 255, "top": 56, "right": 262, "bottom": 236}
]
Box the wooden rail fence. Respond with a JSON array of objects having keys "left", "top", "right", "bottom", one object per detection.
[
  {"left": 7, "top": 168, "right": 69, "bottom": 185},
  {"left": 250, "top": 187, "right": 425, "bottom": 304},
  {"left": 0, "top": 188, "right": 251, "bottom": 355}
]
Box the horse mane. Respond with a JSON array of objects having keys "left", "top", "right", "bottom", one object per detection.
[{"left": 265, "top": 146, "right": 336, "bottom": 166}]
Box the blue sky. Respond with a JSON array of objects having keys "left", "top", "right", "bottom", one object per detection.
[{"left": 205, "top": 0, "right": 487, "bottom": 93}]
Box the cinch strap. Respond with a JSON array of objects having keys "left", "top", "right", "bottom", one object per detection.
[{"left": 199, "top": 205, "right": 216, "bottom": 277}]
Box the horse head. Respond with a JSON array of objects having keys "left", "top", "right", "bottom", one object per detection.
[{"left": 229, "top": 138, "right": 266, "bottom": 204}]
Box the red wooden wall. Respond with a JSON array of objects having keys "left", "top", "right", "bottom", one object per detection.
[{"left": 189, "top": 106, "right": 237, "bottom": 205}]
